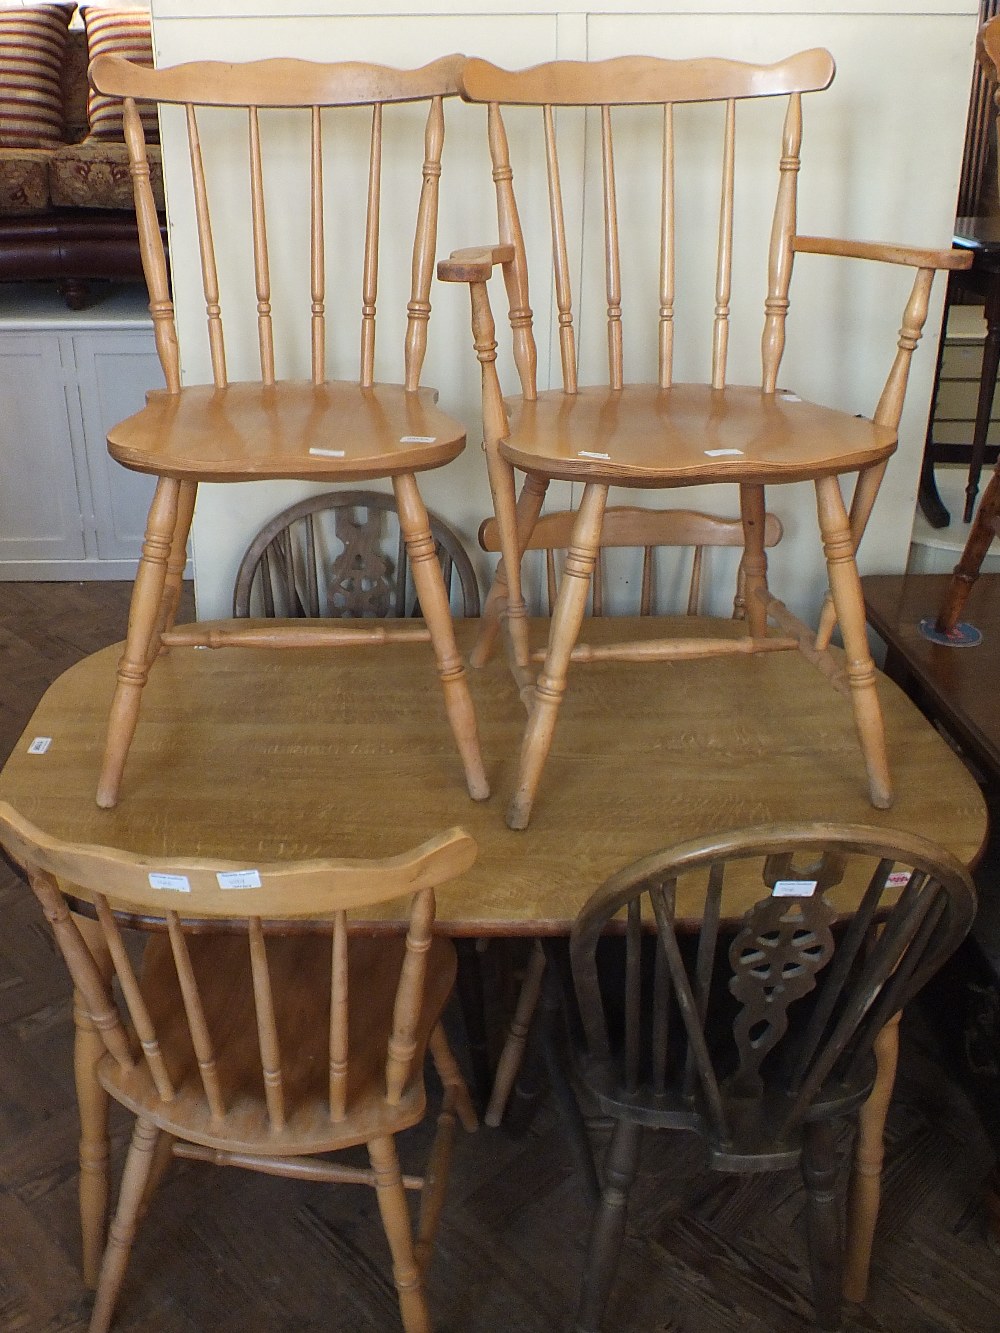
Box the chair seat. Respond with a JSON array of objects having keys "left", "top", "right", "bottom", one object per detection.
[
  {"left": 500, "top": 384, "right": 897, "bottom": 487},
  {"left": 106, "top": 380, "right": 466, "bottom": 483},
  {"left": 99, "top": 932, "right": 458, "bottom": 1155}
]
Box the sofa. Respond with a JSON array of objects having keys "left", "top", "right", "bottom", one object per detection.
[{"left": 0, "top": 3, "right": 164, "bottom": 308}]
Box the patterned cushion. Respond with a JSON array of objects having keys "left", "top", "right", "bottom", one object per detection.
[
  {"left": 49, "top": 138, "right": 163, "bottom": 210},
  {"left": 0, "top": 148, "right": 52, "bottom": 215},
  {"left": 0, "top": 4, "right": 75, "bottom": 150},
  {"left": 81, "top": 5, "right": 159, "bottom": 144}
]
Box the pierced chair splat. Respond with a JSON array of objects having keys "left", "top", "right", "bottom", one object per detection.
[
  {"left": 565, "top": 823, "right": 975, "bottom": 1332},
  {"left": 0, "top": 803, "right": 479, "bottom": 1333},
  {"left": 89, "top": 54, "right": 488, "bottom": 807},
  {"left": 439, "top": 51, "right": 970, "bottom": 828}
]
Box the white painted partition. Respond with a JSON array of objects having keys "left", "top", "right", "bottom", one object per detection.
[{"left": 147, "top": 1, "right": 979, "bottom": 621}]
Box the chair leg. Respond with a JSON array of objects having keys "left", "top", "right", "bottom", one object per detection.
[
  {"left": 537, "top": 951, "right": 600, "bottom": 1206},
  {"left": 739, "top": 483, "right": 770, "bottom": 638},
  {"left": 368, "top": 1134, "right": 431, "bottom": 1333},
  {"left": 814, "top": 475, "right": 892, "bottom": 809},
  {"left": 96, "top": 477, "right": 180, "bottom": 808},
  {"left": 428, "top": 1023, "right": 479, "bottom": 1134},
  {"left": 71, "top": 914, "right": 113, "bottom": 1289},
  {"left": 453, "top": 939, "right": 493, "bottom": 1110},
  {"left": 844, "top": 1010, "right": 901, "bottom": 1303},
  {"left": 151, "top": 479, "right": 197, "bottom": 655},
  {"left": 936, "top": 462, "right": 1000, "bottom": 634},
  {"left": 508, "top": 481, "right": 609, "bottom": 830},
  {"left": 485, "top": 939, "right": 547, "bottom": 1127},
  {"left": 88, "top": 1117, "right": 163, "bottom": 1333},
  {"left": 472, "top": 471, "right": 548, "bottom": 670},
  {"left": 392, "top": 472, "right": 489, "bottom": 802},
  {"left": 802, "top": 1118, "right": 844, "bottom": 1332},
  {"left": 415, "top": 1026, "right": 476, "bottom": 1275},
  {"left": 574, "top": 1118, "right": 642, "bottom": 1333},
  {"left": 815, "top": 460, "right": 889, "bottom": 652}
]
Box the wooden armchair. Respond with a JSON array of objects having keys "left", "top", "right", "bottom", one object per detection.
[
  {"left": 89, "top": 54, "right": 488, "bottom": 808},
  {"left": 0, "top": 802, "right": 478, "bottom": 1333},
  {"left": 565, "top": 823, "right": 975, "bottom": 1331},
  {"left": 439, "top": 51, "right": 969, "bottom": 829}
]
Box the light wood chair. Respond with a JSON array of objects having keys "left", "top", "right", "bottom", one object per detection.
[
  {"left": 89, "top": 54, "right": 488, "bottom": 808},
  {"left": 481, "top": 503, "right": 783, "bottom": 1128},
  {"left": 439, "top": 51, "right": 969, "bottom": 829},
  {"left": 562, "top": 823, "right": 975, "bottom": 1331},
  {"left": 0, "top": 802, "right": 478, "bottom": 1333},
  {"left": 233, "top": 489, "right": 480, "bottom": 620}
]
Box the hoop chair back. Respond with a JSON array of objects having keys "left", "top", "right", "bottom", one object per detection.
[
  {"left": 234, "top": 489, "right": 481, "bottom": 619},
  {"left": 480, "top": 505, "right": 782, "bottom": 618},
  {"left": 570, "top": 822, "right": 975, "bottom": 1167}
]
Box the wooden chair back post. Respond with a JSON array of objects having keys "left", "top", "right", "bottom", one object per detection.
[
  {"left": 0, "top": 804, "right": 477, "bottom": 1133},
  {"left": 479, "top": 505, "right": 782, "bottom": 618},
  {"left": 459, "top": 51, "right": 834, "bottom": 397},
  {"left": 569, "top": 824, "right": 974, "bottom": 1164},
  {"left": 233, "top": 489, "right": 481, "bottom": 619},
  {"left": 92, "top": 55, "right": 464, "bottom": 394}
]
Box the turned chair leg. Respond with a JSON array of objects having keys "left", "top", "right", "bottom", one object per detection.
[
  {"left": 151, "top": 479, "right": 197, "bottom": 654},
  {"left": 88, "top": 1118, "right": 164, "bottom": 1333},
  {"left": 508, "top": 482, "right": 609, "bottom": 830},
  {"left": 97, "top": 477, "right": 180, "bottom": 808},
  {"left": 802, "top": 1118, "right": 844, "bottom": 1332},
  {"left": 473, "top": 473, "right": 549, "bottom": 670},
  {"left": 393, "top": 472, "right": 489, "bottom": 802},
  {"left": 574, "top": 1118, "right": 642, "bottom": 1333},
  {"left": 368, "top": 1133, "right": 432, "bottom": 1333},
  {"left": 739, "top": 483, "right": 770, "bottom": 639},
  {"left": 485, "top": 939, "right": 547, "bottom": 1127},
  {"left": 815, "top": 475, "right": 892, "bottom": 810},
  {"left": 71, "top": 915, "right": 113, "bottom": 1289},
  {"left": 936, "top": 462, "right": 1000, "bottom": 634}
]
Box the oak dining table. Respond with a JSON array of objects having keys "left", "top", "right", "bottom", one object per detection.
[{"left": 0, "top": 615, "right": 988, "bottom": 1302}]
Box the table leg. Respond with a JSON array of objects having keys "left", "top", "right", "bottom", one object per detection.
[
  {"left": 918, "top": 279, "right": 954, "bottom": 530},
  {"left": 71, "top": 912, "right": 113, "bottom": 1289},
  {"left": 843, "top": 1010, "right": 901, "bottom": 1303},
  {"left": 964, "top": 276, "right": 1000, "bottom": 524},
  {"left": 454, "top": 939, "right": 493, "bottom": 1110}
]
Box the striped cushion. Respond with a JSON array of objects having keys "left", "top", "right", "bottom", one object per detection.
[
  {"left": 82, "top": 5, "right": 159, "bottom": 143},
  {"left": 0, "top": 4, "right": 75, "bottom": 150}
]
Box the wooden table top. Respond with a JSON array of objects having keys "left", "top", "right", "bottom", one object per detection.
[
  {"left": 863, "top": 571, "right": 1000, "bottom": 778},
  {"left": 0, "top": 617, "right": 987, "bottom": 931}
]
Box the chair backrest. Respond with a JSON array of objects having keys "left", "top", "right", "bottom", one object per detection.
[
  {"left": 479, "top": 506, "right": 782, "bottom": 617},
  {"left": 0, "top": 802, "right": 476, "bottom": 1132},
  {"left": 569, "top": 823, "right": 975, "bottom": 1168},
  {"left": 89, "top": 54, "right": 463, "bottom": 392},
  {"left": 456, "top": 51, "right": 835, "bottom": 396},
  {"left": 233, "top": 489, "right": 481, "bottom": 618}
]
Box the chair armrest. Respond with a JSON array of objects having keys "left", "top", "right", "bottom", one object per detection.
[
  {"left": 437, "top": 244, "right": 516, "bottom": 282},
  {"left": 793, "top": 235, "right": 973, "bottom": 271}
]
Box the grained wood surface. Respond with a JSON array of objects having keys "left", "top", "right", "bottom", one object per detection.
[
  {"left": 0, "top": 617, "right": 986, "bottom": 933},
  {"left": 2, "top": 584, "right": 1000, "bottom": 1331}
]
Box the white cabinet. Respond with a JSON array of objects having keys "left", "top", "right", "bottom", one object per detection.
[{"left": 0, "top": 284, "right": 163, "bottom": 578}]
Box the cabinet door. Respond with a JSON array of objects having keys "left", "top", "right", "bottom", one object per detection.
[
  {"left": 74, "top": 331, "right": 163, "bottom": 563},
  {"left": 0, "top": 333, "right": 87, "bottom": 563}
]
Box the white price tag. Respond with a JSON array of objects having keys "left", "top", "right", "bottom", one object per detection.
[
  {"left": 27, "top": 737, "right": 52, "bottom": 754},
  {"left": 308, "top": 447, "right": 345, "bottom": 457},
  {"left": 578, "top": 450, "right": 610, "bottom": 460},
  {"left": 772, "top": 879, "right": 817, "bottom": 898},
  {"left": 400, "top": 435, "right": 436, "bottom": 444},
  {"left": 217, "top": 869, "right": 262, "bottom": 890},
  {"left": 886, "top": 870, "right": 912, "bottom": 889},
  {"left": 780, "top": 392, "right": 802, "bottom": 403},
  {"left": 148, "top": 873, "right": 191, "bottom": 892},
  {"left": 705, "top": 448, "right": 744, "bottom": 457}
]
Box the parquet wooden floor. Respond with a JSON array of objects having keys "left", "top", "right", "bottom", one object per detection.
[{"left": 1, "top": 581, "right": 999, "bottom": 1332}]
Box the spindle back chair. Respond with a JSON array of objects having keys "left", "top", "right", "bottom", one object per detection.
[
  {"left": 0, "top": 802, "right": 478, "bottom": 1333},
  {"left": 234, "top": 489, "right": 481, "bottom": 620},
  {"left": 479, "top": 505, "right": 782, "bottom": 619},
  {"left": 88, "top": 54, "right": 488, "bottom": 808},
  {"left": 439, "top": 51, "right": 970, "bottom": 828},
  {"left": 565, "top": 822, "right": 976, "bottom": 1332}
]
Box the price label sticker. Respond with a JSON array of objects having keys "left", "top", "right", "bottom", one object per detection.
[
  {"left": 27, "top": 737, "right": 52, "bottom": 755},
  {"left": 149, "top": 873, "right": 191, "bottom": 892},
  {"left": 309, "top": 447, "right": 345, "bottom": 457},
  {"left": 772, "top": 879, "right": 817, "bottom": 898},
  {"left": 780, "top": 392, "right": 802, "bottom": 403},
  {"left": 400, "top": 435, "right": 436, "bottom": 444},
  {"left": 578, "top": 450, "right": 610, "bottom": 460},
  {"left": 705, "top": 448, "right": 744, "bottom": 457},
  {"left": 217, "top": 869, "right": 263, "bottom": 890},
  {"left": 886, "top": 870, "right": 912, "bottom": 889}
]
